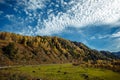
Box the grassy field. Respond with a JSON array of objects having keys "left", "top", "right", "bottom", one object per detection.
[{"left": 0, "top": 64, "right": 120, "bottom": 80}]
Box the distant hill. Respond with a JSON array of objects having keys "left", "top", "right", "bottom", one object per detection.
[
  {"left": 0, "top": 32, "right": 119, "bottom": 66},
  {"left": 100, "top": 51, "right": 119, "bottom": 59},
  {"left": 112, "top": 52, "right": 120, "bottom": 58}
]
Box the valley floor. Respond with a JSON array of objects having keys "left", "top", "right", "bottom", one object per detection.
[{"left": 0, "top": 64, "right": 120, "bottom": 80}]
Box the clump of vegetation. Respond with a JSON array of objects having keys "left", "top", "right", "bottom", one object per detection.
[
  {"left": 0, "top": 71, "right": 34, "bottom": 80},
  {"left": 81, "top": 73, "right": 89, "bottom": 79},
  {"left": 2, "top": 42, "right": 18, "bottom": 59},
  {"left": 72, "top": 60, "right": 120, "bottom": 72}
]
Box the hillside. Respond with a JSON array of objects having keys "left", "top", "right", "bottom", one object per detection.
[
  {"left": 0, "top": 32, "right": 119, "bottom": 66},
  {"left": 112, "top": 52, "right": 120, "bottom": 58}
]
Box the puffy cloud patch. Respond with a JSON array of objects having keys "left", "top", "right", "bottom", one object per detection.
[
  {"left": 18, "top": 0, "right": 120, "bottom": 35},
  {"left": 2, "top": 0, "right": 120, "bottom": 35},
  {"left": 112, "top": 31, "right": 120, "bottom": 38}
]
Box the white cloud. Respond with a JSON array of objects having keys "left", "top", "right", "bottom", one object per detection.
[
  {"left": 35, "top": 0, "right": 120, "bottom": 35},
  {"left": 97, "top": 35, "right": 110, "bottom": 39},
  {"left": 107, "top": 38, "right": 120, "bottom": 51},
  {"left": 0, "top": 0, "right": 5, "bottom": 4},
  {"left": 0, "top": 11, "right": 3, "bottom": 15},
  {"left": 112, "top": 32, "right": 120, "bottom": 38},
  {"left": 9, "top": 0, "right": 120, "bottom": 36},
  {"left": 90, "top": 32, "right": 120, "bottom": 40},
  {"left": 5, "top": 14, "right": 15, "bottom": 21},
  {"left": 26, "top": 0, "right": 45, "bottom": 10},
  {"left": 90, "top": 34, "right": 111, "bottom": 40},
  {"left": 90, "top": 36, "right": 96, "bottom": 40}
]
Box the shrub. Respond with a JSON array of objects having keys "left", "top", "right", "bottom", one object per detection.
[{"left": 2, "top": 43, "right": 18, "bottom": 59}]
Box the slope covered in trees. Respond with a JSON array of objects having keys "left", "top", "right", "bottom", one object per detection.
[{"left": 0, "top": 32, "right": 119, "bottom": 67}]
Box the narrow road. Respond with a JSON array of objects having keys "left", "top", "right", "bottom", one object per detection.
[
  {"left": 0, "top": 66, "right": 13, "bottom": 69},
  {"left": 0, "top": 63, "right": 70, "bottom": 69}
]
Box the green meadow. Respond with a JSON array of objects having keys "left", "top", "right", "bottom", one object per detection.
[{"left": 0, "top": 64, "right": 120, "bottom": 80}]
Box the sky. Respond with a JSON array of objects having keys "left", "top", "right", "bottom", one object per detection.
[{"left": 0, "top": 0, "right": 120, "bottom": 52}]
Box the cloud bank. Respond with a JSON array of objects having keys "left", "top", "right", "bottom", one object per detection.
[{"left": 5, "top": 0, "right": 119, "bottom": 35}]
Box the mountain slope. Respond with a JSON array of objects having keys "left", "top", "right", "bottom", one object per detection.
[
  {"left": 0, "top": 32, "right": 119, "bottom": 66},
  {"left": 112, "top": 51, "right": 120, "bottom": 58}
]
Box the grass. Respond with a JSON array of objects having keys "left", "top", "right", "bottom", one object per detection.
[{"left": 0, "top": 63, "right": 120, "bottom": 80}]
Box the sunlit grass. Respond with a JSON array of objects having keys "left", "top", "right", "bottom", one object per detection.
[{"left": 0, "top": 64, "right": 120, "bottom": 80}]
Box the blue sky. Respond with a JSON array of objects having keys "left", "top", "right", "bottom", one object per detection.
[{"left": 0, "top": 0, "right": 120, "bottom": 52}]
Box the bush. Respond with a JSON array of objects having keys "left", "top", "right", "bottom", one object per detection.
[{"left": 2, "top": 43, "right": 18, "bottom": 59}]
